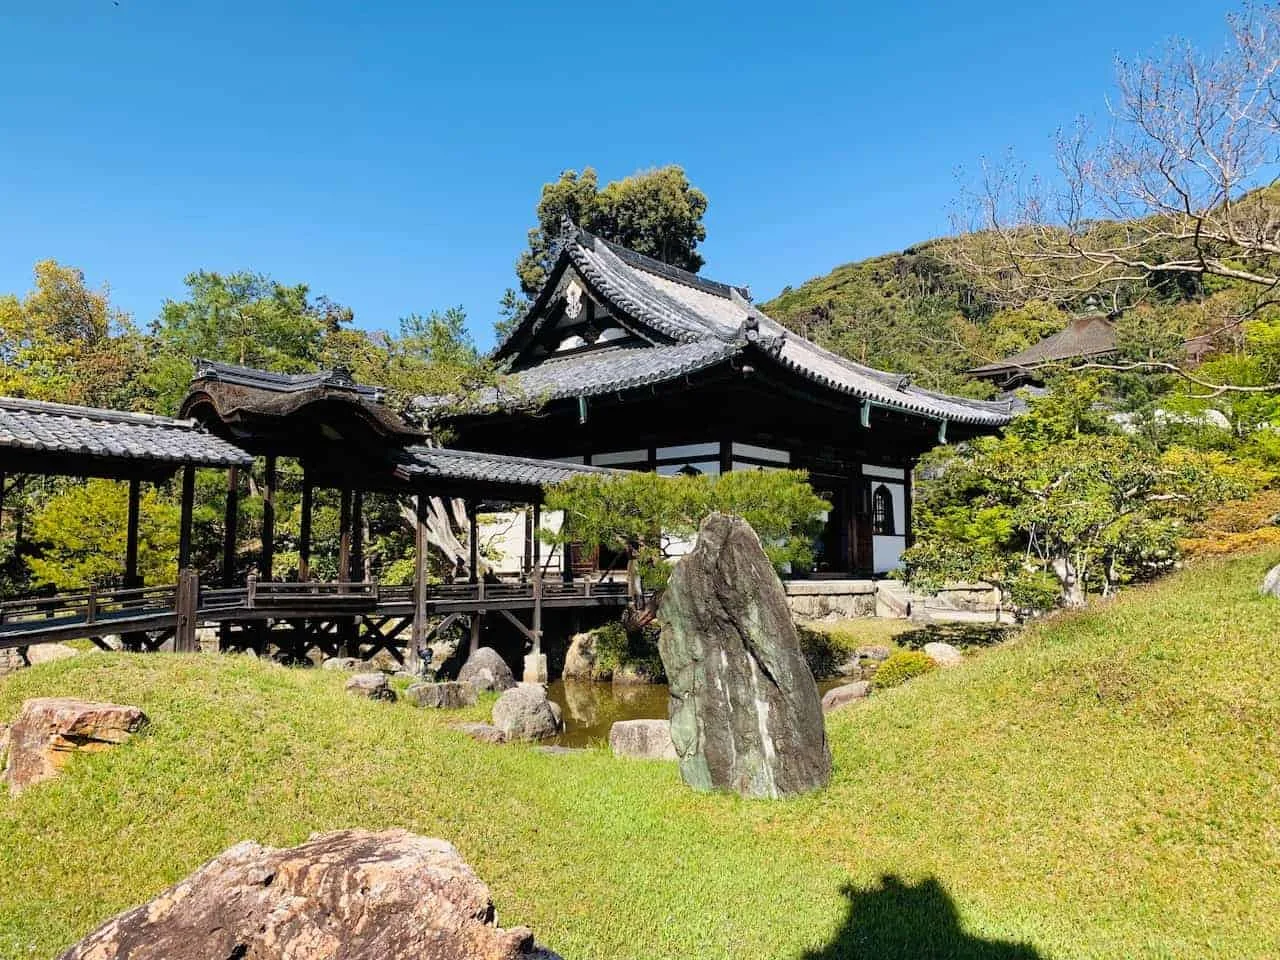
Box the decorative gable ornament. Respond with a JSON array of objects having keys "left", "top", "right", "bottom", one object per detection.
[{"left": 564, "top": 279, "right": 584, "bottom": 320}]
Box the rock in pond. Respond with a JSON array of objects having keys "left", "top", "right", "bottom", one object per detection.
[
  {"left": 458, "top": 646, "right": 517, "bottom": 693},
  {"left": 57, "top": 828, "right": 558, "bottom": 960},
  {"left": 345, "top": 673, "right": 396, "bottom": 701},
  {"left": 562, "top": 631, "right": 598, "bottom": 680},
  {"left": 407, "top": 680, "right": 477, "bottom": 709},
  {"left": 923, "top": 641, "right": 963, "bottom": 668},
  {"left": 856, "top": 644, "right": 892, "bottom": 662},
  {"left": 659, "top": 513, "right": 831, "bottom": 798},
  {"left": 492, "top": 684, "right": 562, "bottom": 741},
  {"left": 822, "top": 681, "right": 872, "bottom": 713},
  {"left": 1261, "top": 563, "right": 1280, "bottom": 598},
  {"left": 4, "top": 698, "right": 147, "bottom": 796},
  {"left": 609, "top": 719, "right": 678, "bottom": 760}
]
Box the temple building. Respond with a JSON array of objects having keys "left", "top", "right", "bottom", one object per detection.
[{"left": 434, "top": 223, "right": 1014, "bottom": 576}]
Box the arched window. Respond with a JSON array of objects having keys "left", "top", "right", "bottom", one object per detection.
[{"left": 872, "top": 484, "right": 895, "bottom": 536}]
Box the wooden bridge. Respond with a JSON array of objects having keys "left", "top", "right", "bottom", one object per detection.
[{"left": 0, "top": 575, "right": 631, "bottom": 665}]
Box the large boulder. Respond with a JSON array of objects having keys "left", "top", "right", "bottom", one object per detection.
[
  {"left": 406, "top": 681, "right": 477, "bottom": 710},
  {"left": 491, "top": 684, "right": 562, "bottom": 741},
  {"left": 345, "top": 673, "right": 396, "bottom": 701},
  {"left": 58, "top": 829, "right": 557, "bottom": 960},
  {"left": 4, "top": 698, "right": 147, "bottom": 796},
  {"left": 923, "top": 641, "right": 964, "bottom": 668},
  {"left": 458, "top": 647, "right": 516, "bottom": 693},
  {"left": 1261, "top": 563, "right": 1280, "bottom": 598},
  {"left": 452, "top": 722, "right": 507, "bottom": 745},
  {"left": 822, "top": 681, "right": 872, "bottom": 713},
  {"left": 658, "top": 513, "right": 831, "bottom": 798},
  {"left": 609, "top": 719, "right": 678, "bottom": 760}
]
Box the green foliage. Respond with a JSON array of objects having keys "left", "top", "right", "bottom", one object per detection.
[
  {"left": 590, "top": 620, "right": 665, "bottom": 682},
  {"left": 541, "top": 469, "right": 829, "bottom": 588},
  {"left": 904, "top": 376, "right": 1255, "bottom": 608},
  {"left": 515, "top": 166, "right": 708, "bottom": 297},
  {"left": 871, "top": 649, "right": 938, "bottom": 689},
  {"left": 25, "top": 480, "right": 179, "bottom": 589},
  {"left": 0, "top": 260, "right": 148, "bottom": 409},
  {"left": 146, "top": 271, "right": 341, "bottom": 413}
]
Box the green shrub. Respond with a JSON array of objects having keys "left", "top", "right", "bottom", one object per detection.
[
  {"left": 872, "top": 650, "right": 938, "bottom": 689},
  {"left": 592, "top": 620, "right": 666, "bottom": 682}
]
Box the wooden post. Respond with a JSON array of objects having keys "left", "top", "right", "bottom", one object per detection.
[
  {"left": 222, "top": 466, "right": 239, "bottom": 588},
  {"left": 352, "top": 489, "right": 365, "bottom": 582},
  {"left": 298, "top": 473, "right": 312, "bottom": 582},
  {"left": 532, "top": 502, "right": 542, "bottom": 568},
  {"left": 522, "top": 505, "right": 533, "bottom": 579},
  {"left": 0, "top": 471, "right": 5, "bottom": 547},
  {"left": 532, "top": 567, "right": 543, "bottom": 654},
  {"left": 409, "top": 492, "right": 427, "bottom": 676},
  {"left": 178, "top": 465, "right": 196, "bottom": 571},
  {"left": 261, "top": 456, "right": 277, "bottom": 580},
  {"left": 174, "top": 568, "right": 199, "bottom": 653},
  {"left": 125, "top": 478, "right": 142, "bottom": 588},
  {"left": 338, "top": 487, "right": 353, "bottom": 584},
  {"left": 467, "top": 499, "right": 479, "bottom": 585},
  {"left": 469, "top": 612, "right": 481, "bottom": 655}
]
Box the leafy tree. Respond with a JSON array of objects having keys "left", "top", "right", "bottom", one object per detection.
[
  {"left": 515, "top": 166, "right": 709, "bottom": 297},
  {"left": 0, "top": 260, "right": 146, "bottom": 408},
  {"left": 25, "top": 480, "right": 180, "bottom": 589},
  {"left": 903, "top": 377, "right": 1255, "bottom": 609},
  {"left": 541, "top": 469, "right": 829, "bottom": 625},
  {"left": 146, "top": 271, "right": 345, "bottom": 412}
]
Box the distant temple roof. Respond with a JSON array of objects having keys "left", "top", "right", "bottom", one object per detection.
[
  {"left": 967, "top": 315, "right": 1118, "bottom": 384},
  {"left": 452, "top": 223, "right": 1015, "bottom": 429},
  {"left": 0, "top": 396, "right": 252, "bottom": 478}
]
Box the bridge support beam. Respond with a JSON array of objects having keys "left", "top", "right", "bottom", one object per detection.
[
  {"left": 467, "top": 499, "right": 479, "bottom": 585},
  {"left": 409, "top": 492, "right": 427, "bottom": 676},
  {"left": 298, "top": 474, "right": 312, "bottom": 582},
  {"left": 178, "top": 465, "right": 195, "bottom": 571},
  {"left": 352, "top": 489, "right": 364, "bottom": 583},
  {"left": 175, "top": 568, "right": 199, "bottom": 653},
  {"left": 261, "top": 456, "right": 277, "bottom": 579},
  {"left": 338, "top": 487, "right": 353, "bottom": 584},
  {"left": 125, "top": 478, "right": 141, "bottom": 588},
  {"left": 223, "top": 467, "right": 239, "bottom": 587}
]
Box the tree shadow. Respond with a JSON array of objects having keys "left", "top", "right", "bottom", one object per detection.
[{"left": 803, "top": 875, "right": 1045, "bottom": 960}]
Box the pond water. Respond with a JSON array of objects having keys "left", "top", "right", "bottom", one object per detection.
[{"left": 546, "top": 677, "right": 854, "bottom": 749}]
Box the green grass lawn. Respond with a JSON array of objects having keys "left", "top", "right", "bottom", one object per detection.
[{"left": 3, "top": 553, "right": 1279, "bottom": 959}]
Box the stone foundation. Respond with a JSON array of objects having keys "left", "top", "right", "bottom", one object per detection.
[{"left": 785, "top": 579, "right": 1011, "bottom": 624}]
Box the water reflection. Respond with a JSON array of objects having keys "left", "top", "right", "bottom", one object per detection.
[{"left": 546, "top": 677, "right": 855, "bottom": 749}]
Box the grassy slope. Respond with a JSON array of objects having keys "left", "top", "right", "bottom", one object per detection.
[{"left": 2, "top": 553, "right": 1279, "bottom": 959}]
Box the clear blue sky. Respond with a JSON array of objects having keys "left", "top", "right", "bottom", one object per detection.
[{"left": 0, "top": 1, "right": 1240, "bottom": 349}]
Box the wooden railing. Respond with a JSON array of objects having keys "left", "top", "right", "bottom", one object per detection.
[{"left": 0, "top": 584, "right": 177, "bottom": 628}]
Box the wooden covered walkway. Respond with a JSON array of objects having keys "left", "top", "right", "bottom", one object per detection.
[{"left": 0, "top": 363, "right": 629, "bottom": 679}]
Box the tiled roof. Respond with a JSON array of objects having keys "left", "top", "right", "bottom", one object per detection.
[
  {"left": 968, "top": 315, "right": 1117, "bottom": 377},
  {"left": 483, "top": 225, "right": 1015, "bottom": 428},
  {"left": 391, "top": 446, "right": 615, "bottom": 487},
  {"left": 0, "top": 397, "right": 253, "bottom": 467},
  {"left": 191, "top": 359, "right": 386, "bottom": 401}
]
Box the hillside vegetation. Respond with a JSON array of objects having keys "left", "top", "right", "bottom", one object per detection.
[{"left": 2, "top": 552, "right": 1278, "bottom": 958}]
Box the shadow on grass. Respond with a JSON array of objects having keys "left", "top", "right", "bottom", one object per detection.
[{"left": 804, "top": 875, "right": 1044, "bottom": 960}]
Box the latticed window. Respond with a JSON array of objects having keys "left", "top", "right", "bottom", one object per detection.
[{"left": 872, "top": 484, "right": 894, "bottom": 535}]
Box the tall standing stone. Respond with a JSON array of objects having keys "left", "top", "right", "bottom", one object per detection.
[{"left": 658, "top": 513, "right": 831, "bottom": 798}]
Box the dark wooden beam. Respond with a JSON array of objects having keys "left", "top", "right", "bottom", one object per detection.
[
  {"left": 298, "top": 474, "right": 312, "bottom": 582},
  {"left": 125, "top": 478, "right": 141, "bottom": 588},
  {"left": 223, "top": 466, "right": 240, "bottom": 588},
  {"left": 410, "top": 492, "right": 427, "bottom": 674},
  {"left": 532, "top": 502, "right": 542, "bottom": 568},
  {"left": 467, "top": 499, "right": 479, "bottom": 585},
  {"left": 178, "top": 465, "right": 196, "bottom": 570},
  {"left": 352, "top": 489, "right": 364, "bottom": 582},
  {"left": 338, "top": 487, "right": 353, "bottom": 583},
  {"left": 261, "top": 456, "right": 277, "bottom": 580}
]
